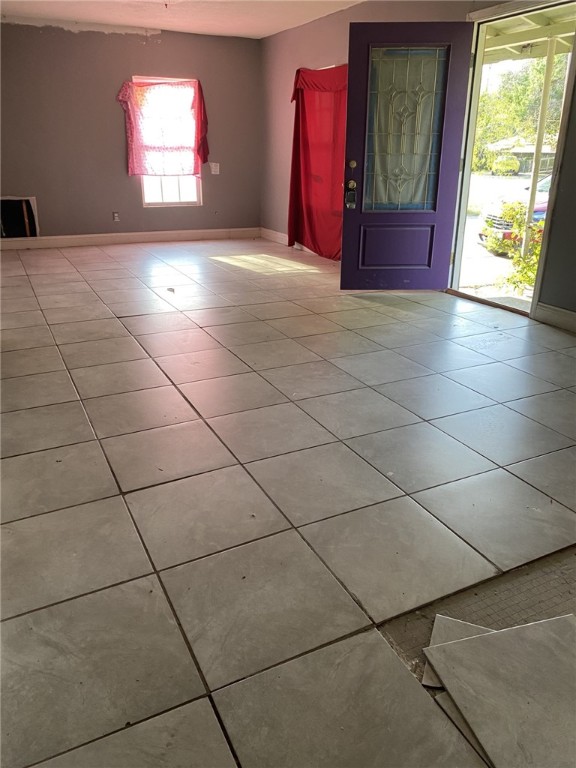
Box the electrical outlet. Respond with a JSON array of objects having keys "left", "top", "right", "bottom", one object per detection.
[
  {"left": 112, "top": 212, "right": 120, "bottom": 222},
  {"left": 210, "top": 162, "right": 220, "bottom": 175}
]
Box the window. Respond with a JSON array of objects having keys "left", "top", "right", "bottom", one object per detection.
[
  {"left": 141, "top": 174, "right": 200, "bottom": 207},
  {"left": 117, "top": 76, "right": 209, "bottom": 207}
]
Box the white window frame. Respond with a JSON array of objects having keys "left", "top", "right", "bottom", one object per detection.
[{"left": 133, "top": 75, "right": 203, "bottom": 208}]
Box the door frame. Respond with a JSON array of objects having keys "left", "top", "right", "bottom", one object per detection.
[{"left": 450, "top": 0, "right": 575, "bottom": 316}]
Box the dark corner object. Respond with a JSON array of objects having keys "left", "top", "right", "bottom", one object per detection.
[{"left": 1, "top": 199, "right": 38, "bottom": 238}]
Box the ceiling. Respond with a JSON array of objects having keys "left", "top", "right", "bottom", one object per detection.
[
  {"left": 483, "top": 1, "right": 576, "bottom": 62},
  {"left": 0, "top": 0, "right": 364, "bottom": 39}
]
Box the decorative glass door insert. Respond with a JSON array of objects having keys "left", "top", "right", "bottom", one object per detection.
[{"left": 364, "top": 47, "right": 448, "bottom": 211}]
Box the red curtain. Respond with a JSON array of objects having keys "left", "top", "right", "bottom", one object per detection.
[
  {"left": 117, "top": 80, "right": 208, "bottom": 177},
  {"left": 288, "top": 65, "right": 348, "bottom": 261}
]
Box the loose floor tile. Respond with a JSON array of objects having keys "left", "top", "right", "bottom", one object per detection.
[
  {"left": 331, "top": 349, "right": 433, "bottom": 385},
  {"left": 59, "top": 336, "right": 148, "bottom": 369},
  {"left": 127, "top": 465, "right": 288, "bottom": 569},
  {"left": 179, "top": 372, "right": 287, "bottom": 417},
  {"left": 84, "top": 386, "right": 198, "bottom": 438},
  {"left": 204, "top": 321, "right": 286, "bottom": 347},
  {"left": 136, "top": 328, "right": 221, "bottom": 356},
  {"left": 444, "top": 361, "right": 558, "bottom": 401},
  {"left": 121, "top": 312, "right": 198, "bottom": 335},
  {"left": 214, "top": 630, "right": 486, "bottom": 768},
  {"left": 507, "top": 446, "right": 576, "bottom": 511},
  {"left": 347, "top": 422, "right": 495, "bottom": 493},
  {"left": 261, "top": 360, "right": 365, "bottom": 400},
  {"left": 422, "top": 616, "right": 494, "bottom": 687},
  {"left": 51, "top": 318, "right": 130, "bottom": 344},
  {"left": 266, "top": 315, "right": 344, "bottom": 337},
  {"left": 1, "top": 401, "right": 94, "bottom": 457},
  {"left": 36, "top": 700, "right": 236, "bottom": 768},
  {"left": 1, "top": 497, "right": 151, "bottom": 618},
  {"left": 434, "top": 691, "right": 493, "bottom": 765},
  {"left": 162, "top": 530, "right": 369, "bottom": 688},
  {"left": 155, "top": 348, "right": 250, "bottom": 383},
  {"left": 1, "top": 577, "right": 205, "bottom": 768},
  {"left": 301, "top": 498, "right": 497, "bottom": 621},
  {"left": 431, "top": 405, "right": 573, "bottom": 465},
  {"left": 0, "top": 442, "right": 118, "bottom": 522},
  {"left": 0, "top": 370, "right": 78, "bottom": 412},
  {"left": 424, "top": 616, "right": 576, "bottom": 768},
  {"left": 414, "top": 469, "right": 576, "bottom": 570},
  {"left": 247, "top": 443, "right": 402, "bottom": 525},
  {"left": 0, "top": 325, "right": 54, "bottom": 352},
  {"left": 208, "top": 403, "right": 336, "bottom": 462},
  {"left": 0, "top": 346, "right": 64, "bottom": 379},
  {"left": 229, "top": 338, "right": 321, "bottom": 370},
  {"left": 71, "top": 358, "right": 169, "bottom": 398},
  {"left": 393, "top": 340, "right": 493, "bottom": 372},
  {"left": 505, "top": 389, "right": 576, "bottom": 439},
  {"left": 376, "top": 374, "right": 494, "bottom": 419},
  {"left": 298, "top": 388, "right": 420, "bottom": 438},
  {"left": 102, "top": 420, "right": 236, "bottom": 491},
  {"left": 507, "top": 351, "right": 576, "bottom": 388}
]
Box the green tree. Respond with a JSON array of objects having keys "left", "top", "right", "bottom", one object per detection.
[{"left": 472, "top": 54, "right": 569, "bottom": 173}]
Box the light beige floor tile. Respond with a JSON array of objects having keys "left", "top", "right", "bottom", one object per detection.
[
  {"left": 0, "top": 370, "right": 78, "bottom": 412},
  {"left": 1, "top": 577, "right": 205, "bottom": 768},
  {"left": 84, "top": 386, "right": 198, "bottom": 438},
  {"left": 35, "top": 701, "right": 236, "bottom": 768},
  {"left": 102, "top": 420, "right": 236, "bottom": 491},
  {"left": 127, "top": 465, "right": 288, "bottom": 568},
  {"left": 162, "top": 531, "right": 369, "bottom": 688},
  {"left": 0, "top": 442, "right": 118, "bottom": 522},
  {"left": 71, "top": 358, "right": 169, "bottom": 398},
  {"left": 1, "top": 497, "right": 151, "bottom": 618},
  {"left": 1, "top": 401, "right": 94, "bottom": 457}
]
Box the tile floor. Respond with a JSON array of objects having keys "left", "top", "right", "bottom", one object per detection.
[{"left": 1, "top": 239, "right": 575, "bottom": 768}]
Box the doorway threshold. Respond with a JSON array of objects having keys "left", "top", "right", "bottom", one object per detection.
[{"left": 445, "top": 289, "right": 529, "bottom": 316}]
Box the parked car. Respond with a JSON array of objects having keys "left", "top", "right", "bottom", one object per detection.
[{"left": 479, "top": 174, "right": 551, "bottom": 248}]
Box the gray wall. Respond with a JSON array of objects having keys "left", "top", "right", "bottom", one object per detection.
[
  {"left": 1, "top": 23, "right": 263, "bottom": 236},
  {"left": 260, "top": 0, "right": 493, "bottom": 235},
  {"left": 538, "top": 76, "right": 576, "bottom": 313}
]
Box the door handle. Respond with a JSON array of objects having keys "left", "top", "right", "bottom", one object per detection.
[{"left": 345, "top": 179, "right": 357, "bottom": 209}]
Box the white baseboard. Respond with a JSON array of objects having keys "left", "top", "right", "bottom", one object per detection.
[
  {"left": 0, "top": 227, "right": 261, "bottom": 250},
  {"left": 532, "top": 302, "right": 576, "bottom": 333},
  {"left": 260, "top": 227, "right": 289, "bottom": 246}
]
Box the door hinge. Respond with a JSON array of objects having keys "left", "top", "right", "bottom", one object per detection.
[{"left": 470, "top": 51, "right": 476, "bottom": 69}]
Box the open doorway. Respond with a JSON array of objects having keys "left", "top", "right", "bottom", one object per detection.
[{"left": 454, "top": 3, "right": 575, "bottom": 312}]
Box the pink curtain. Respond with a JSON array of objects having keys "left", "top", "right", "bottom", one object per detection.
[
  {"left": 288, "top": 65, "right": 348, "bottom": 261},
  {"left": 117, "top": 80, "right": 209, "bottom": 176}
]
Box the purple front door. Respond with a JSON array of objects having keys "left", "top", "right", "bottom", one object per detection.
[{"left": 341, "top": 23, "right": 474, "bottom": 290}]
